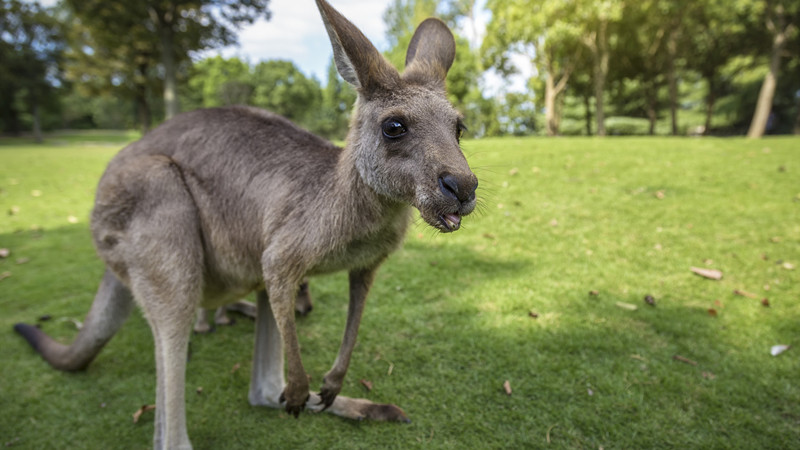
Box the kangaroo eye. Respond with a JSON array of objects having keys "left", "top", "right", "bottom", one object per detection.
[
  {"left": 382, "top": 119, "right": 407, "bottom": 139},
  {"left": 456, "top": 120, "right": 468, "bottom": 142}
]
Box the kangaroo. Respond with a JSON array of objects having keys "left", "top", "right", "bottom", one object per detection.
[{"left": 13, "top": 1, "right": 478, "bottom": 448}]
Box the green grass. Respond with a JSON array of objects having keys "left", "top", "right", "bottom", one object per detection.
[{"left": 1, "top": 131, "right": 799, "bottom": 449}]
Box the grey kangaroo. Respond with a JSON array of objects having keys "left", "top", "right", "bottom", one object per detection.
[{"left": 14, "top": 1, "right": 477, "bottom": 448}]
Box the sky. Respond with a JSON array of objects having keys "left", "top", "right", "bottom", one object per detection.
[
  {"left": 209, "top": 0, "right": 490, "bottom": 82},
  {"left": 35, "top": 0, "right": 529, "bottom": 94},
  {"left": 207, "top": 0, "right": 529, "bottom": 93}
]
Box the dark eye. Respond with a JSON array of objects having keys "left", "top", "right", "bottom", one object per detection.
[
  {"left": 382, "top": 119, "right": 407, "bottom": 139},
  {"left": 456, "top": 120, "right": 468, "bottom": 142}
]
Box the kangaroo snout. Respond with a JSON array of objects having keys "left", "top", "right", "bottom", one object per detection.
[
  {"left": 435, "top": 171, "right": 478, "bottom": 232},
  {"left": 438, "top": 172, "right": 477, "bottom": 205}
]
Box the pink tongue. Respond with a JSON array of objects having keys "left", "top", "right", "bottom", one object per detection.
[{"left": 444, "top": 213, "right": 461, "bottom": 228}]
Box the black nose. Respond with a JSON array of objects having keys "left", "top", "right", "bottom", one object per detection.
[{"left": 438, "top": 173, "right": 477, "bottom": 204}]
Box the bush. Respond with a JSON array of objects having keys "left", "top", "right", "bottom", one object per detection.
[{"left": 605, "top": 116, "right": 651, "bottom": 135}]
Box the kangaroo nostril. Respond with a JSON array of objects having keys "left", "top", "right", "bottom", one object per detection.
[{"left": 438, "top": 174, "right": 459, "bottom": 201}]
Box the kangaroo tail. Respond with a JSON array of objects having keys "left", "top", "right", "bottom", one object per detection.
[{"left": 14, "top": 269, "right": 134, "bottom": 372}]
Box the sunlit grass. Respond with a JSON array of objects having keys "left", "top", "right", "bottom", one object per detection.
[{"left": 1, "top": 131, "right": 798, "bottom": 448}]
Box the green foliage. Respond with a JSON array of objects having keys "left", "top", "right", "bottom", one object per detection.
[
  {"left": 0, "top": 0, "right": 65, "bottom": 136},
  {"left": 185, "top": 56, "right": 253, "bottom": 109},
  {"left": 604, "top": 116, "right": 652, "bottom": 135},
  {"left": 2, "top": 133, "right": 800, "bottom": 448},
  {"left": 251, "top": 60, "right": 322, "bottom": 126}
]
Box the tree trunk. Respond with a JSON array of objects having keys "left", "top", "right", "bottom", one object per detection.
[
  {"left": 136, "top": 89, "right": 151, "bottom": 134},
  {"left": 667, "top": 30, "right": 679, "bottom": 136},
  {"left": 583, "top": 93, "right": 592, "bottom": 136},
  {"left": 592, "top": 21, "right": 609, "bottom": 137},
  {"left": 147, "top": 5, "right": 180, "bottom": 120},
  {"left": 703, "top": 76, "right": 716, "bottom": 136},
  {"left": 544, "top": 75, "right": 558, "bottom": 137},
  {"left": 160, "top": 24, "right": 179, "bottom": 120},
  {"left": 136, "top": 60, "right": 151, "bottom": 134},
  {"left": 646, "top": 85, "right": 657, "bottom": 135},
  {"left": 747, "top": 8, "right": 788, "bottom": 138},
  {"left": 794, "top": 94, "right": 800, "bottom": 135},
  {"left": 32, "top": 101, "right": 43, "bottom": 143}
]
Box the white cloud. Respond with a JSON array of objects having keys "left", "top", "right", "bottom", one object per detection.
[{"left": 209, "top": 0, "right": 393, "bottom": 81}]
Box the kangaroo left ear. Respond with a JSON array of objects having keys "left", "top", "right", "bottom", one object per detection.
[{"left": 404, "top": 18, "right": 456, "bottom": 82}]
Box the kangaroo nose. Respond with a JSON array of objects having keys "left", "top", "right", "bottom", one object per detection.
[{"left": 438, "top": 173, "right": 477, "bottom": 204}]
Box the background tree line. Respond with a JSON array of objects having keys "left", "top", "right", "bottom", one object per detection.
[{"left": 1, "top": 0, "right": 798, "bottom": 141}]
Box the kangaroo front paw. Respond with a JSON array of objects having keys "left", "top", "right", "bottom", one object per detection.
[
  {"left": 318, "top": 375, "right": 343, "bottom": 410},
  {"left": 318, "top": 386, "right": 340, "bottom": 410},
  {"left": 279, "top": 386, "right": 310, "bottom": 418}
]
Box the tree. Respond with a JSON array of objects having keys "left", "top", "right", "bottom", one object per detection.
[
  {"left": 314, "top": 57, "right": 356, "bottom": 139},
  {"left": 250, "top": 60, "right": 322, "bottom": 127},
  {"left": 576, "top": 0, "right": 622, "bottom": 136},
  {"left": 67, "top": 0, "right": 271, "bottom": 121},
  {"left": 0, "top": 0, "right": 65, "bottom": 141},
  {"left": 484, "top": 0, "right": 584, "bottom": 136},
  {"left": 186, "top": 56, "right": 253, "bottom": 109},
  {"left": 684, "top": 0, "right": 748, "bottom": 135},
  {"left": 746, "top": 0, "right": 799, "bottom": 137},
  {"left": 63, "top": 6, "right": 161, "bottom": 133}
]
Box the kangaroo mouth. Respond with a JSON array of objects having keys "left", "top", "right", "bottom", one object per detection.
[{"left": 438, "top": 212, "right": 461, "bottom": 232}]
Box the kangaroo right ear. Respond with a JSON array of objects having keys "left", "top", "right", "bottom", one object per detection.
[
  {"left": 404, "top": 18, "right": 456, "bottom": 83},
  {"left": 316, "top": 0, "right": 398, "bottom": 92}
]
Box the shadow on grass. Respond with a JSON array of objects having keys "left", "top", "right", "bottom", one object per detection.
[{"left": 3, "top": 224, "right": 799, "bottom": 449}]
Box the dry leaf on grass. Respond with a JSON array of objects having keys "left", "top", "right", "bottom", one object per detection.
[
  {"left": 16, "top": 257, "right": 30, "bottom": 265},
  {"left": 615, "top": 302, "right": 637, "bottom": 311},
  {"left": 707, "top": 308, "right": 718, "bottom": 317},
  {"left": 132, "top": 404, "right": 156, "bottom": 423},
  {"left": 231, "top": 362, "right": 241, "bottom": 374},
  {"left": 770, "top": 345, "right": 790, "bottom": 356},
  {"left": 783, "top": 262, "right": 795, "bottom": 270},
  {"left": 673, "top": 355, "right": 698, "bottom": 366},
  {"left": 761, "top": 298, "right": 770, "bottom": 307},
  {"left": 359, "top": 379, "right": 373, "bottom": 392},
  {"left": 733, "top": 289, "right": 759, "bottom": 299},
  {"left": 503, "top": 380, "right": 512, "bottom": 396},
  {"left": 691, "top": 267, "right": 722, "bottom": 280},
  {"left": 0, "top": 271, "right": 11, "bottom": 281}
]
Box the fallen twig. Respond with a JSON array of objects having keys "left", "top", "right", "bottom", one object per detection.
[{"left": 672, "top": 355, "right": 698, "bottom": 366}]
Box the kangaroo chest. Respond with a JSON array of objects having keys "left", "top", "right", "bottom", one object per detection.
[{"left": 308, "top": 209, "right": 411, "bottom": 276}]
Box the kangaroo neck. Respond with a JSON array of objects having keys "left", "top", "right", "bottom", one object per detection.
[{"left": 332, "top": 143, "right": 409, "bottom": 236}]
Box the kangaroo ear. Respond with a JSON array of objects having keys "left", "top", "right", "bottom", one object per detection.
[
  {"left": 404, "top": 18, "right": 456, "bottom": 82},
  {"left": 316, "top": 0, "right": 398, "bottom": 92}
]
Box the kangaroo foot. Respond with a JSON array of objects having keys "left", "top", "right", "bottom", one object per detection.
[
  {"left": 279, "top": 384, "right": 310, "bottom": 418},
  {"left": 306, "top": 392, "right": 409, "bottom": 422}
]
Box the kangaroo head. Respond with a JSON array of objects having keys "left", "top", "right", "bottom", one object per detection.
[{"left": 316, "top": 0, "right": 478, "bottom": 233}]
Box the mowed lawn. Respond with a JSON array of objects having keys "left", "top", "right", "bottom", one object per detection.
[{"left": 1, "top": 131, "right": 798, "bottom": 449}]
